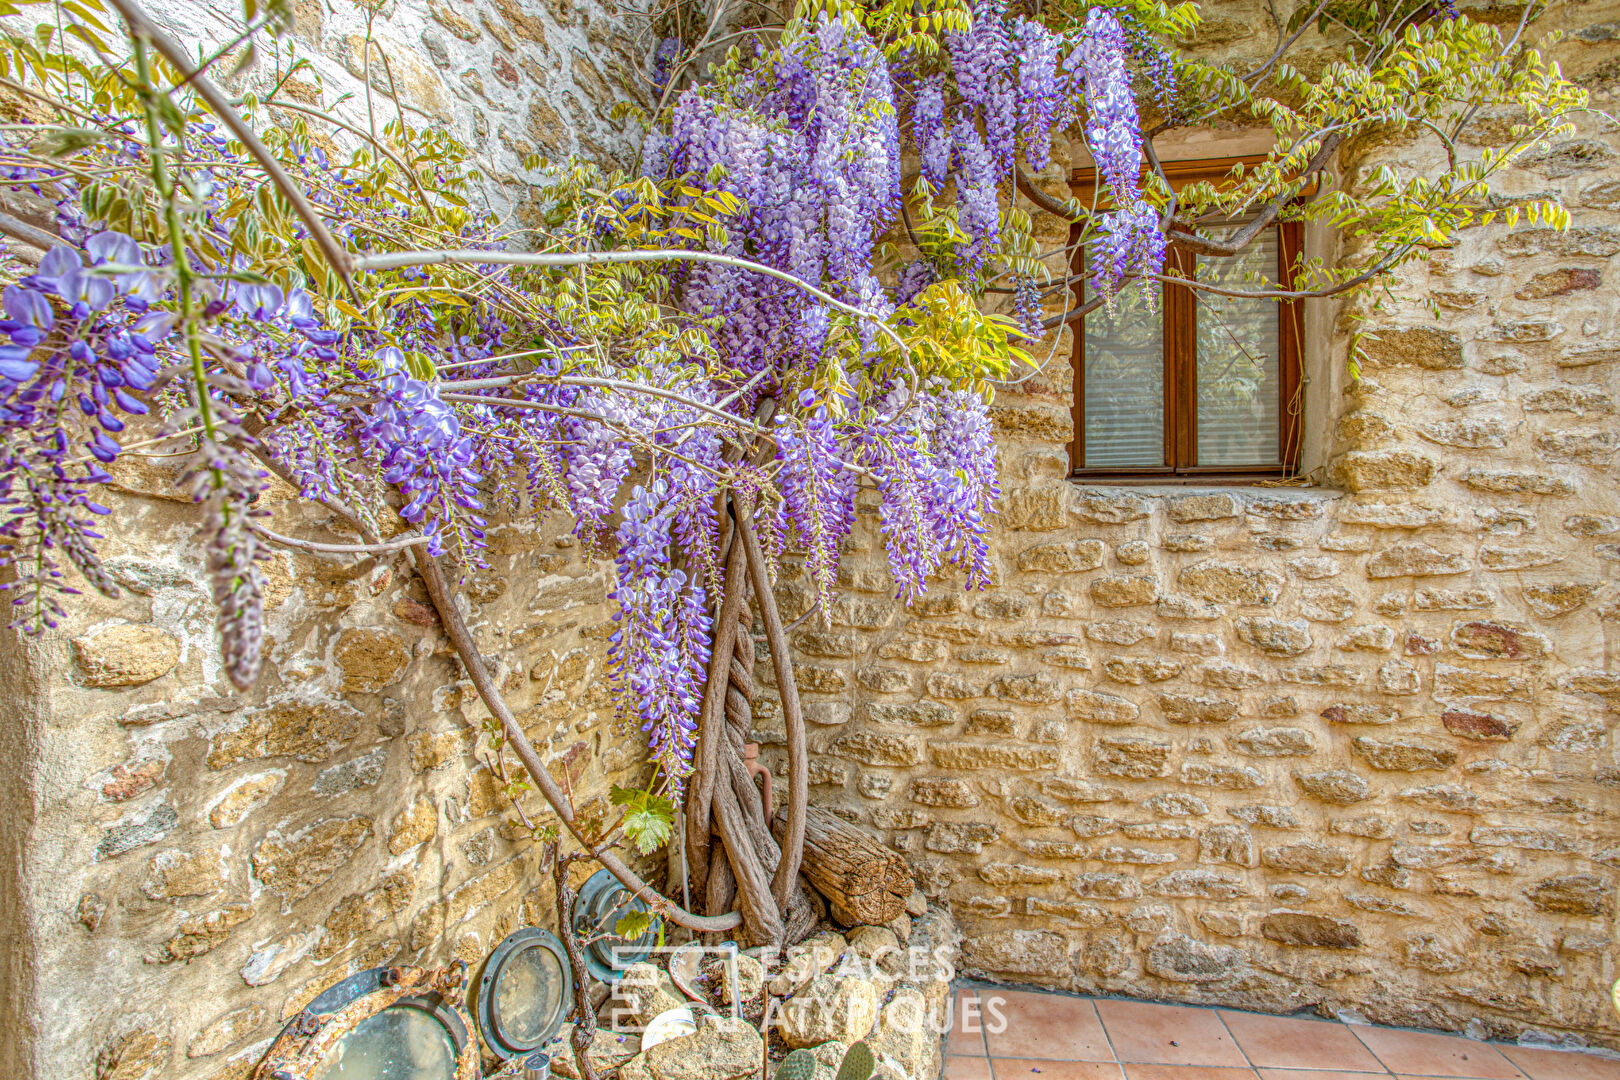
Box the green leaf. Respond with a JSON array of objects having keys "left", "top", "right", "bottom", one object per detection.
[
  {"left": 36, "top": 125, "right": 110, "bottom": 157},
  {"left": 613, "top": 909, "right": 652, "bottom": 940},
  {"left": 611, "top": 785, "right": 675, "bottom": 854}
]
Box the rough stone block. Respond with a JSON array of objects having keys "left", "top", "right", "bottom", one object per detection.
[
  {"left": 1018, "top": 539, "right": 1106, "bottom": 573},
  {"left": 1293, "top": 770, "right": 1370, "bottom": 805},
  {"left": 829, "top": 732, "right": 923, "bottom": 767},
  {"left": 143, "top": 848, "right": 227, "bottom": 900},
  {"left": 1085, "top": 620, "right": 1154, "bottom": 645},
  {"left": 1072, "top": 491, "right": 1151, "bottom": 524},
  {"left": 1105, "top": 658, "right": 1182, "bottom": 684},
  {"left": 1261, "top": 911, "right": 1362, "bottom": 948},
  {"left": 1145, "top": 934, "right": 1246, "bottom": 982},
  {"left": 312, "top": 748, "right": 387, "bottom": 796},
  {"left": 1179, "top": 561, "right": 1284, "bottom": 605},
  {"left": 1460, "top": 470, "right": 1576, "bottom": 496},
  {"left": 1151, "top": 869, "right": 1250, "bottom": 899},
  {"left": 334, "top": 628, "right": 410, "bottom": 693},
  {"left": 1521, "top": 582, "right": 1595, "bottom": 618},
  {"left": 1167, "top": 493, "right": 1242, "bottom": 522},
  {"left": 930, "top": 742, "right": 1059, "bottom": 771},
  {"left": 1525, "top": 874, "right": 1610, "bottom": 915},
  {"left": 211, "top": 700, "right": 366, "bottom": 770},
  {"left": 908, "top": 777, "right": 979, "bottom": 808},
  {"left": 1366, "top": 543, "right": 1471, "bottom": 578},
  {"left": 1261, "top": 840, "right": 1351, "bottom": 876},
  {"left": 1070, "top": 872, "right": 1143, "bottom": 900},
  {"left": 1093, "top": 735, "right": 1170, "bottom": 779},
  {"left": 1148, "top": 793, "right": 1208, "bottom": 817},
  {"left": 1090, "top": 575, "right": 1159, "bottom": 607},
  {"left": 1198, "top": 824, "right": 1257, "bottom": 867},
  {"left": 1159, "top": 693, "right": 1239, "bottom": 725},
  {"left": 1320, "top": 703, "right": 1401, "bottom": 725},
  {"left": 1234, "top": 617, "right": 1312, "bottom": 656},
  {"left": 1180, "top": 762, "right": 1264, "bottom": 790},
  {"left": 925, "top": 822, "right": 999, "bottom": 854},
  {"left": 1359, "top": 325, "right": 1464, "bottom": 369},
  {"left": 1229, "top": 805, "right": 1303, "bottom": 829},
  {"left": 1339, "top": 450, "right": 1438, "bottom": 492},
  {"left": 252, "top": 816, "right": 373, "bottom": 903},
  {"left": 98, "top": 803, "right": 178, "bottom": 860},
  {"left": 1041, "top": 777, "right": 1123, "bottom": 803},
  {"left": 73, "top": 623, "right": 181, "bottom": 688},
  {"left": 1065, "top": 687, "right": 1140, "bottom": 724},
  {"left": 1353, "top": 736, "right": 1457, "bottom": 772},
  {"left": 387, "top": 797, "right": 437, "bottom": 854},
  {"left": 1480, "top": 546, "right": 1565, "bottom": 571},
  {"left": 991, "top": 673, "right": 1063, "bottom": 704},
  {"left": 962, "top": 930, "right": 1070, "bottom": 977},
  {"left": 1231, "top": 727, "right": 1316, "bottom": 757},
  {"left": 978, "top": 862, "right": 1063, "bottom": 886}
]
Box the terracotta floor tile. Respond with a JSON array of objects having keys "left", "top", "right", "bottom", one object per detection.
[
  {"left": 947, "top": 1056, "right": 995, "bottom": 1080},
  {"left": 1120, "top": 1066, "right": 1261, "bottom": 1080},
  {"left": 1219, "top": 1011, "right": 1385, "bottom": 1072},
  {"left": 1496, "top": 1045, "right": 1620, "bottom": 1080},
  {"left": 949, "top": 990, "right": 990, "bottom": 1057},
  {"left": 1353, "top": 1027, "right": 1525, "bottom": 1078},
  {"left": 1254, "top": 1072, "right": 1391, "bottom": 1079},
  {"left": 992, "top": 1060, "right": 1126, "bottom": 1080},
  {"left": 1097, "top": 1000, "right": 1250, "bottom": 1068},
  {"left": 984, "top": 990, "right": 1115, "bottom": 1062}
]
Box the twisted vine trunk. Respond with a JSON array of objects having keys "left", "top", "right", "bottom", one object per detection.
[
  {"left": 403, "top": 391, "right": 811, "bottom": 947},
  {"left": 682, "top": 494, "right": 816, "bottom": 946}
]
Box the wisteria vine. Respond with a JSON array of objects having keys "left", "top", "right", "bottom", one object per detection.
[{"left": 0, "top": 0, "right": 1174, "bottom": 802}]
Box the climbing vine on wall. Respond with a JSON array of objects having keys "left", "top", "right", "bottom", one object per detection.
[{"left": 0, "top": 0, "right": 1589, "bottom": 946}]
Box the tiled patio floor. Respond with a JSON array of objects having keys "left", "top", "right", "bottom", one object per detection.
[{"left": 944, "top": 987, "right": 1620, "bottom": 1080}]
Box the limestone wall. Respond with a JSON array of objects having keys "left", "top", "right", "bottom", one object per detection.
[
  {"left": 2, "top": 469, "right": 648, "bottom": 1080},
  {"left": 753, "top": 0, "right": 1620, "bottom": 1049},
  {"left": 5, "top": 1, "right": 1620, "bottom": 1076},
  {"left": 0, "top": 2, "right": 654, "bottom": 1079}
]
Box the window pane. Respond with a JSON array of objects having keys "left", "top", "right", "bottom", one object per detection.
[
  {"left": 1195, "top": 225, "right": 1283, "bottom": 467},
  {"left": 1083, "top": 283, "right": 1164, "bottom": 468}
]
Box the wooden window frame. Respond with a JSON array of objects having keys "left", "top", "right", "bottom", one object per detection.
[{"left": 1068, "top": 157, "right": 1305, "bottom": 484}]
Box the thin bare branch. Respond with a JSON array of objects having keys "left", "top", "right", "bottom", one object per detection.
[
  {"left": 248, "top": 521, "right": 430, "bottom": 554},
  {"left": 104, "top": 0, "right": 358, "bottom": 295},
  {"left": 355, "top": 248, "right": 905, "bottom": 349}
]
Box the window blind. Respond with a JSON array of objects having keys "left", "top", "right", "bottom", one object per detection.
[
  {"left": 1082, "top": 284, "right": 1164, "bottom": 468},
  {"left": 1194, "top": 225, "right": 1283, "bottom": 467}
]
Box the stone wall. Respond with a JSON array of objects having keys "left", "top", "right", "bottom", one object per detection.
[
  {"left": 5, "top": 1, "right": 1620, "bottom": 1077},
  {"left": 2, "top": 470, "right": 654, "bottom": 1080},
  {"left": 0, "top": 2, "right": 655, "bottom": 1079},
  {"left": 754, "top": 0, "right": 1620, "bottom": 1051}
]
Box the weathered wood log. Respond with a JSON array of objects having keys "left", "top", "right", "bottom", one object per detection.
[{"left": 772, "top": 804, "right": 910, "bottom": 927}]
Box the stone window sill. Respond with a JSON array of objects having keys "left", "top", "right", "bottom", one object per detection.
[{"left": 1069, "top": 481, "right": 1342, "bottom": 503}]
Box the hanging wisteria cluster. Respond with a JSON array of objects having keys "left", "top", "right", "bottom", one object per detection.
[
  {"left": 1081, "top": 8, "right": 1168, "bottom": 306},
  {"left": 0, "top": 0, "right": 1170, "bottom": 801}
]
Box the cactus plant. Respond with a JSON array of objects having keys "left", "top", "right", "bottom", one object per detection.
[
  {"left": 773, "top": 1040, "right": 875, "bottom": 1080},
  {"left": 835, "top": 1041, "right": 876, "bottom": 1080},
  {"left": 774, "top": 1049, "right": 818, "bottom": 1080}
]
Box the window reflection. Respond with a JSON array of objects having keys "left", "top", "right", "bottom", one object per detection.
[
  {"left": 313, "top": 1004, "right": 458, "bottom": 1080},
  {"left": 1083, "top": 281, "right": 1164, "bottom": 468},
  {"left": 1194, "top": 220, "right": 1283, "bottom": 466},
  {"left": 495, "top": 943, "right": 567, "bottom": 1044}
]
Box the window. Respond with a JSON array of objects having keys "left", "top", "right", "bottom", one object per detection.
[{"left": 1069, "top": 158, "right": 1304, "bottom": 482}]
